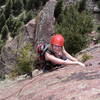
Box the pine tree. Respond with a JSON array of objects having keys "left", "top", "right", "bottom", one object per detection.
[
  {"left": 0, "top": 39, "right": 5, "bottom": 52},
  {"left": 54, "top": 0, "right": 63, "bottom": 21},
  {"left": 98, "top": 1, "right": 100, "bottom": 9},
  {"left": 18, "top": 11, "right": 26, "bottom": 22},
  {"left": 11, "top": 20, "right": 23, "bottom": 37},
  {"left": 55, "top": 5, "right": 93, "bottom": 54},
  {"left": 5, "top": 15, "right": 15, "bottom": 33},
  {"left": 78, "top": 0, "right": 86, "bottom": 12},
  {"left": 42, "top": 0, "right": 48, "bottom": 5},
  {"left": 23, "top": 0, "right": 28, "bottom": 10},
  {"left": 26, "top": 0, "right": 35, "bottom": 11},
  {"left": 0, "top": 0, "right": 6, "bottom": 6},
  {"left": 5, "top": 15, "right": 23, "bottom": 38},
  {"left": 1, "top": 25, "right": 9, "bottom": 40},
  {"left": 4, "top": 0, "right": 13, "bottom": 19},
  {"left": 24, "top": 10, "right": 33, "bottom": 24},
  {"left": 12, "top": 0, "right": 24, "bottom": 16},
  {"left": 0, "top": 13, "right": 6, "bottom": 31}
]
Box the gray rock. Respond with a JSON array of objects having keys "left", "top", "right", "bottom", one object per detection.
[{"left": 0, "top": 0, "right": 57, "bottom": 75}]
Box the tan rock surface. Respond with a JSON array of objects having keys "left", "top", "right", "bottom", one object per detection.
[{"left": 0, "top": 45, "right": 100, "bottom": 100}]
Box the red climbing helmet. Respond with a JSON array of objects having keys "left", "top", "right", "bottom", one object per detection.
[{"left": 50, "top": 34, "right": 64, "bottom": 46}]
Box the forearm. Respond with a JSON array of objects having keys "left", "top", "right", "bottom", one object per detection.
[
  {"left": 62, "top": 48, "right": 77, "bottom": 61},
  {"left": 45, "top": 52, "right": 85, "bottom": 67},
  {"left": 64, "top": 53, "right": 77, "bottom": 61},
  {"left": 45, "top": 52, "right": 67, "bottom": 65},
  {"left": 70, "top": 57, "right": 78, "bottom": 61},
  {"left": 48, "top": 58, "right": 79, "bottom": 66},
  {"left": 64, "top": 59, "right": 85, "bottom": 67},
  {"left": 63, "top": 60, "right": 78, "bottom": 65}
]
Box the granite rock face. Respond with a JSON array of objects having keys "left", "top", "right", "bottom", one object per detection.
[
  {"left": 34, "top": 0, "right": 57, "bottom": 46},
  {"left": 0, "top": 0, "right": 57, "bottom": 75},
  {"left": 0, "top": 44, "right": 100, "bottom": 100},
  {"left": 0, "top": 0, "right": 100, "bottom": 77},
  {"left": 0, "top": 1, "right": 100, "bottom": 99}
]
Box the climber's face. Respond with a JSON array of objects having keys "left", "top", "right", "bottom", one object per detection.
[{"left": 52, "top": 45, "right": 62, "bottom": 53}]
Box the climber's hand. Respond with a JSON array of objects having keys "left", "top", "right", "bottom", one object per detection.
[{"left": 77, "top": 62, "right": 85, "bottom": 67}]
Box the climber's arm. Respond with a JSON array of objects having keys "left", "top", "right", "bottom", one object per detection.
[
  {"left": 62, "top": 47, "right": 78, "bottom": 61},
  {"left": 45, "top": 52, "right": 85, "bottom": 67}
]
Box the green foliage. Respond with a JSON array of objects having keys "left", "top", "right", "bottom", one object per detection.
[
  {"left": 97, "top": 26, "right": 100, "bottom": 32},
  {"left": 0, "top": 0, "right": 6, "bottom": 6},
  {"left": 81, "top": 53, "right": 93, "bottom": 62},
  {"left": 5, "top": 15, "right": 23, "bottom": 37},
  {"left": 96, "top": 32, "right": 100, "bottom": 43},
  {"left": 1, "top": 25, "right": 9, "bottom": 40},
  {"left": 0, "top": 9, "right": 2, "bottom": 14},
  {"left": 18, "top": 10, "right": 35, "bottom": 24},
  {"left": 26, "top": 0, "right": 36, "bottom": 11},
  {"left": 55, "top": 5, "right": 93, "bottom": 54},
  {"left": 8, "top": 68, "right": 19, "bottom": 79},
  {"left": 16, "top": 43, "right": 36, "bottom": 76},
  {"left": 0, "top": 0, "right": 47, "bottom": 44},
  {"left": 0, "top": 0, "right": 49, "bottom": 67},
  {"left": 97, "top": 1, "right": 100, "bottom": 9},
  {"left": 0, "top": 31, "right": 6, "bottom": 51},
  {"left": 41, "top": 0, "right": 48, "bottom": 5},
  {"left": 4, "top": 0, "right": 13, "bottom": 18},
  {"left": 54, "top": 0, "right": 63, "bottom": 22},
  {"left": 78, "top": 0, "right": 86, "bottom": 12},
  {"left": 0, "top": 74, "right": 5, "bottom": 81},
  {"left": 65, "top": 32, "right": 87, "bottom": 54},
  {"left": 17, "top": 11, "right": 26, "bottom": 21},
  {"left": 0, "top": 38, "right": 5, "bottom": 51},
  {"left": 0, "top": 13, "right": 6, "bottom": 31},
  {"left": 11, "top": 20, "right": 23, "bottom": 37},
  {"left": 5, "top": 16, "right": 14, "bottom": 32},
  {"left": 23, "top": 10, "right": 34, "bottom": 24},
  {"left": 26, "top": 0, "right": 48, "bottom": 11},
  {"left": 12, "top": 0, "right": 24, "bottom": 16},
  {"left": 23, "top": 0, "right": 28, "bottom": 10},
  {"left": 97, "top": 25, "right": 100, "bottom": 32}
]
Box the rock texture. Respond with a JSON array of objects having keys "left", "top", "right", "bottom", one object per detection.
[
  {"left": 0, "top": 0, "right": 100, "bottom": 77},
  {"left": 34, "top": 0, "right": 56, "bottom": 46},
  {"left": 0, "top": 44, "right": 100, "bottom": 100},
  {"left": 86, "top": 0, "right": 94, "bottom": 11},
  {"left": 0, "top": 19, "right": 36, "bottom": 75},
  {"left": 0, "top": 1, "right": 100, "bottom": 99},
  {"left": 0, "top": 0, "right": 57, "bottom": 75}
]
